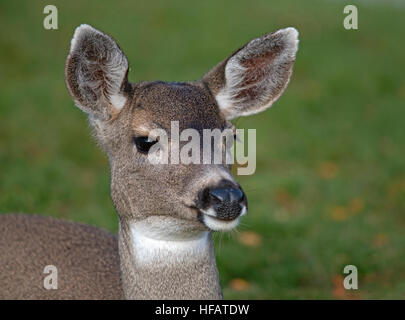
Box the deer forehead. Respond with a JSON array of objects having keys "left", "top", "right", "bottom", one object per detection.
[{"left": 129, "top": 81, "right": 227, "bottom": 133}]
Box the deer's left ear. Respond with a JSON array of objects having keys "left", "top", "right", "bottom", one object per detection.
[{"left": 202, "top": 27, "right": 299, "bottom": 120}]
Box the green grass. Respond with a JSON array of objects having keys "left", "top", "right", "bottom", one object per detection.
[{"left": 1, "top": 0, "right": 404, "bottom": 299}]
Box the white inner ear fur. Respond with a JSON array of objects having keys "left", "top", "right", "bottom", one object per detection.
[
  {"left": 110, "top": 94, "right": 127, "bottom": 111},
  {"left": 70, "top": 24, "right": 128, "bottom": 112},
  {"left": 216, "top": 27, "right": 299, "bottom": 120}
]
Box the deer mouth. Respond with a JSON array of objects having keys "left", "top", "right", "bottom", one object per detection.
[
  {"left": 196, "top": 206, "right": 247, "bottom": 231},
  {"left": 201, "top": 213, "right": 241, "bottom": 231},
  {"left": 185, "top": 201, "right": 247, "bottom": 231}
]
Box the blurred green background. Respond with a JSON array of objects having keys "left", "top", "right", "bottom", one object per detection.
[{"left": 1, "top": 0, "right": 404, "bottom": 299}]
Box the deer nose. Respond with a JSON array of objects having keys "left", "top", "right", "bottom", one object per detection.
[{"left": 203, "top": 185, "right": 247, "bottom": 221}]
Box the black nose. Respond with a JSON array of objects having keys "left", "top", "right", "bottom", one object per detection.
[{"left": 199, "top": 184, "right": 247, "bottom": 221}]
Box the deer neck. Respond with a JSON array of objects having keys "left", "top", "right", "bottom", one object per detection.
[{"left": 118, "top": 217, "right": 222, "bottom": 299}]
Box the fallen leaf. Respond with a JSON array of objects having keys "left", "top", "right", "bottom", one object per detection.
[
  {"left": 373, "top": 233, "right": 388, "bottom": 247},
  {"left": 330, "top": 206, "right": 347, "bottom": 221},
  {"left": 348, "top": 198, "right": 364, "bottom": 214},
  {"left": 318, "top": 162, "right": 339, "bottom": 179},
  {"left": 275, "top": 188, "right": 295, "bottom": 210},
  {"left": 229, "top": 278, "right": 250, "bottom": 291},
  {"left": 238, "top": 231, "right": 262, "bottom": 247},
  {"left": 332, "top": 275, "right": 346, "bottom": 299}
]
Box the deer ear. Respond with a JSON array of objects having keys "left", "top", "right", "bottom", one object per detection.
[
  {"left": 65, "top": 24, "right": 130, "bottom": 120},
  {"left": 202, "top": 27, "right": 299, "bottom": 120}
]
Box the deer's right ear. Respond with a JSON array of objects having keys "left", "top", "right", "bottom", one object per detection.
[{"left": 65, "top": 24, "right": 130, "bottom": 120}]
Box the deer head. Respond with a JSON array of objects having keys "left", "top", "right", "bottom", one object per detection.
[{"left": 65, "top": 24, "right": 298, "bottom": 235}]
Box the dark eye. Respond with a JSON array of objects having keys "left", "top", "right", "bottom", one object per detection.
[{"left": 133, "top": 136, "right": 157, "bottom": 154}]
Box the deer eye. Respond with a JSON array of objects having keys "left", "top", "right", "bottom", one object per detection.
[{"left": 133, "top": 136, "right": 157, "bottom": 154}]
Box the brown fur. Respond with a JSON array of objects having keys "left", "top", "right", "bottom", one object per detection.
[{"left": 0, "top": 214, "right": 123, "bottom": 299}]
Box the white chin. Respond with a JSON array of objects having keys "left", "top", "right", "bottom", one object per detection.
[{"left": 202, "top": 214, "right": 240, "bottom": 231}]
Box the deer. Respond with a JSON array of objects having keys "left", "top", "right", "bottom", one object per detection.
[{"left": 0, "top": 24, "right": 298, "bottom": 299}]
